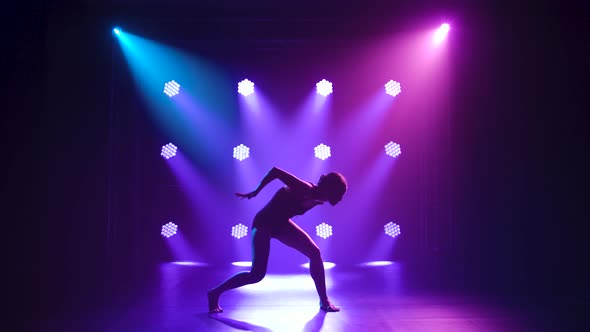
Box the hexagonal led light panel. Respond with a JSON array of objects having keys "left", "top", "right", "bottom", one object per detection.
[
  {"left": 384, "top": 222, "right": 401, "bottom": 238},
  {"left": 161, "top": 222, "right": 178, "bottom": 238},
  {"left": 385, "top": 141, "right": 401, "bottom": 158},
  {"left": 238, "top": 79, "right": 255, "bottom": 96},
  {"left": 163, "top": 80, "right": 180, "bottom": 97},
  {"left": 316, "top": 79, "right": 333, "bottom": 96},
  {"left": 231, "top": 223, "right": 249, "bottom": 239},
  {"left": 233, "top": 144, "right": 250, "bottom": 161},
  {"left": 314, "top": 143, "right": 331, "bottom": 160},
  {"left": 385, "top": 80, "right": 402, "bottom": 97},
  {"left": 316, "top": 222, "right": 333, "bottom": 239},
  {"left": 161, "top": 143, "right": 178, "bottom": 159}
]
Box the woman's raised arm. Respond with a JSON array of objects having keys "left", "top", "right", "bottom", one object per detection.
[{"left": 235, "top": 167, "right": 312, "bottom": 199}]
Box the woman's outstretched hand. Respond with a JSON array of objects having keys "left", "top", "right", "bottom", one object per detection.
[{"left": 235, "top": 190, "right": 258, "bottom": 199}]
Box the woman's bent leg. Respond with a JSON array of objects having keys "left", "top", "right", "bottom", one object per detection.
[
  {"left": 208, "top": 228, "right": 270, "bottom": 312},
  {"left": 274, "top": 220, "right": 340, "bottom": 312}
]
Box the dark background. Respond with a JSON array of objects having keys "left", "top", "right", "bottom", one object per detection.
[{"left": 4, "top": 0, "right": 589, "bottom": 322}]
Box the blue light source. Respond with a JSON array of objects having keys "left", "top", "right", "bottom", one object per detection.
[
  {"left": 113, "top": 28, "right": 121, "bottom": 35},
  {"left": 163, "top": 80, "right": 180, "bottom": 97}
]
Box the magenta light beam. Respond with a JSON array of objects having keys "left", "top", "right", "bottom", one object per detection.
[{"left": 433, "top": 23, "right": 450, "bottom": 44}]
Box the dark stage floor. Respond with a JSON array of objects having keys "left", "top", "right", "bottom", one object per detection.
[{"left": 35, "top": 262, "right": 570, "bottom": 332}]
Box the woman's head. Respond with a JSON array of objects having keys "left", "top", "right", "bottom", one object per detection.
[{"left": 317, "top": 172, "right": 348, "bottom": 206}]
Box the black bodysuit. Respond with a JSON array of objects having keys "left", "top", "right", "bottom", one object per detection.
[{"left": 253, "top": 185, "right": 321, "bottom": 237}]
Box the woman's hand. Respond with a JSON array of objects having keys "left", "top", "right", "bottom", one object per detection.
[{"left": 235, "top": 190, "right": 258, "bottom": 199}]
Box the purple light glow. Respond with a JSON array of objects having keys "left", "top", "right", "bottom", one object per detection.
[
  {"left": 238, "top": 79, "right": 255, "bottom": 96},
  {"left": 161, "top": 222, "right": 178, "bottom": 238},
  {"left": 314, "top": 143, "right": 331, "bottom": 160},
  {"left": 385, "top": 80, "right": 402, "bottom": 97},
  {"left": 433, "top": 23, "right": 450, "bottom": 44},
  {"left": 171, "top": 261, "right": 207, "bottom": 266},
  {"left": 362, "top": 261, "right": 394, "bottom": 267},
  {"left": 384, "top": 222, "right": 401, "bottom": 238},
  {"left": 163, "top": 80, "right": 180, "bottom": 97},
  {"left": 302, "top": 262, "right": 336, "bottom": 269},
  {"left": 233, "top": 144, "right": 250, "bottom": 161},
  {"left": 316, "top": 79, "right": 333, "bottom": 96},
  {"left": 385, "top": 141, "right": 401, "bottom": 158},
  {"left": 231, "top": 223, "right": 249, "bottom": 239},
  {"left": 161, "top": 143, "right": 178, "bottom": 159},
  {"left": 232, "top": 261, "right": 252, "bottom": 267},
  {"left": 316, "top": 222, "right": 333, "bottom": 239}
]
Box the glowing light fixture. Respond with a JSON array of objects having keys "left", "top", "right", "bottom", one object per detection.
[
  {"left": 385, "top": 141, "right": 401, "bottom": 158},
  {"left": 238, "top": 79, "right": 255, "bottom": 96},
  {"left": 161, "top": 222, "right": 178, "bottom": 238},
  {"left": 163, "top": 80, "right": 180, "bottom": 97},
  {"left": 385, "top": 80, "right": 402, "bottom": 97},
  {"left": 316, "top": 222, "right": 333, "bottom": 239},
  {"left": 231, "top": 223, "right": 249, "bottom": 239},
  {"left": 314, "top": 143, "right": 331, "bottom": 160},
  {"left": 316, "top": 79, "right": 333, "bottom": 96},
  {"left": 161, "top": 143, "right": 178, "bottom": 159},
  {"left": 233, "top": 144, "right": 250, "bottom": 161},
  {"left": 384, "top": 222, "right": 401, "bottom": 238},
  {"left": 433, "top": 23, "right": 450, "bottom": 44}
]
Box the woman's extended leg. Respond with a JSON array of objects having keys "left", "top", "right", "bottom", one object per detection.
[
  {"left": 274, "top": 220, "right": 340, "bottom": 312},
  {"left": 207, "top": 227, "right": 271, "bottom": 313}
]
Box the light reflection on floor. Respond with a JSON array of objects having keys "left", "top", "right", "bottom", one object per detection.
[
  {"left": 235, "top": 273, "right": 334, "bottom": 293},
  {"left": 40, "top": 262, "right": 546, "bottom": 332}
]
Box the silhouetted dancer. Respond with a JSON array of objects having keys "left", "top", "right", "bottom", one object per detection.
[{"left": 207, "top": 167, "right": 347, "bottom": 313}]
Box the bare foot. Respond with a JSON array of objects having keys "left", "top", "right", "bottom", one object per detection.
[
  {"left": 320, "top": 301, "right": 340, "bottom": 312},
  {"left": 207, "top": 290, "right": 223, "bottom": 313}
]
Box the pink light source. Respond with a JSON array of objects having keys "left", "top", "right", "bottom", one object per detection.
[{"left": 433, "top": 23, "right": 450, "bottom": 44}]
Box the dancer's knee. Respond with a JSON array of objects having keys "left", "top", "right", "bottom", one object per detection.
[
  {"left": 308, "top": 246, "right": 322, "bottom": 262},
  {"left": 249, "top": 270, "right": 266, "bottom": 283}
]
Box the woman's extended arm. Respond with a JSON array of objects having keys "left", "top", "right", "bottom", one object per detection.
[{"left": 235, "top": 167, "right": 312, "bottom": 199}]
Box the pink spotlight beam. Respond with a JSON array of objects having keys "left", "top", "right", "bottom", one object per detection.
[{"left": 433, "top": 23, "right": 450, "bottom": 44}]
